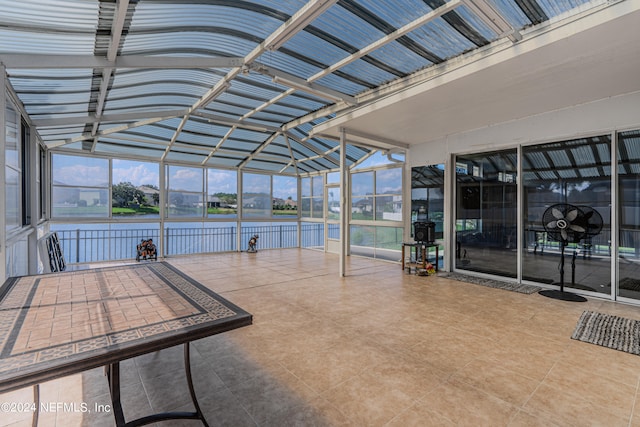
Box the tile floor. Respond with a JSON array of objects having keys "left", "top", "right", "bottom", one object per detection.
[{"left": 3, "top": 249, "right": 640, "bottom": 426}]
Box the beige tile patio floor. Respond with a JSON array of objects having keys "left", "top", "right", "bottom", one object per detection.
[{"left": 2, "top": 248, "right": 640, "bottom": 426}]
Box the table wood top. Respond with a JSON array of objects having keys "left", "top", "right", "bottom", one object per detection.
[{"left": 0, "top": 262, "right": 252, "bottom": 393}]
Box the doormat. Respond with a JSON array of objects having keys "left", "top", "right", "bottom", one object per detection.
[
  {"left": 571, "top": 311, "right": 640, "bottom": 356},
  {"left": 443, "top": 273, "right": 542, "bottom": 294}
]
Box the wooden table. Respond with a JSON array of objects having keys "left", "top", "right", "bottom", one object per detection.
[
  {"left": 401, "top": 242, "right": 439, "bottom": 273},
  {"left": 0, "top": 262, "right": 252, "bottom": 426}
]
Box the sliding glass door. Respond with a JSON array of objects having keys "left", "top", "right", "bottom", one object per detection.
[
  {"left": 455, "top": 150, "right": 518, "bottom": 278},
  {"left": 522, "top": 136, "right": 611, "bottom": 294},
  {"left": 618, "top": 130, "right": 640, "bottom": 300}
]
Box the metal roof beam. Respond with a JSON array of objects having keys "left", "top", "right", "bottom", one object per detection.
[
  {"left": 0, "top": 54, "right": 244, "bottom": 69},
  {"left": 264, "top": 0, "right": 338, "bottom": 51},
  {"left": 463, "top": 0, "right": 522, "bottom": 42},
  {"left": 32, "top": 109, "right": 188, "bottom": 127},
  {"left": 250, "top": 63, "right": 357, "bottom": 105},
  {"left": 192, "top": 111, "right": 281, "bottom": 133}
]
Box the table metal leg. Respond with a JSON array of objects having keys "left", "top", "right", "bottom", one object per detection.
[
  {"left": 32, "top": 384, "right": 39, "bottom": 427},
  {"left": 106, "top": 343, "right": 208, "bottom": 427}
]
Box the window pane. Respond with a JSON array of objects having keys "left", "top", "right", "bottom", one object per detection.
[
  {"left": 375, "top": 195, "right": 402, "bottom": 221},
  {"left": 273, "top": 175, "right": 297, "bottom": 218},
  {"left": 352, "top": 196, "right": 373, "bottom": 220},
  {"left": 51, "top": 187, "right": 109, "bottom": 218},
  {"left": 112, "top": 159, "right": 160, "bottom": 218},
  {"left": 522, "top": 136, "right": 611, "bottom": 293},
  {"left": 207, "top": 169, "right": 237, "bottom": 218},
  {"left": 5, "top": 102, "right": 19, "bottom": 169},
  {"left": 301, "top": 177, "right": 311, "bottom": 197},
  {"left": 301, "top": 198, "right": 311, "bottom": 218},
  {"left": 352, "top": 171, "right": 373, "bottom": 196},
  {"left": 412, "top": 165, "right": 445, "bottom": 239},
  {"left": 312, "top": 175, "right": 323, "bottom": 197},
  {"left": 327, "top": 171, "right": 339, "bottom": 184},
  {"left": 51, "top": 154, "right": 109, "bottom": 218},
  {"left": 52, "top": 154, "right": 109, "bottom": 187},
  {"left": 168, "top": 165, "right": 203, "bottom": 192},
  {"left": 327, "top": 187, "right": 340, "bottom": 220},
  {"left": 167, "top": 166, "right": 203, "bottom": 218},
  {"left": 376, "top": 168, "right": 402, "bottom": 194},
  {"left": 312, "top": 197, "right": 324, "bottom": 219},
  {"left": 243, "top": 172, "right": 271, "bottom": 218},
  {"left": 5, "top": 168, "right": 20, "bottom": 231},
  {"left": 456, "top": 150, "right": 518, "bottom": 278}
]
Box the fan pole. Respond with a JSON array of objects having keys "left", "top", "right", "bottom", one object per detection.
[{"left": 559, "top": 240, "right": 565, "bottom": 292}]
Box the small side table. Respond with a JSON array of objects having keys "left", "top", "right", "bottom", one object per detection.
[{"left": 402, "top": 242, "right": 439, "bottom": 273}]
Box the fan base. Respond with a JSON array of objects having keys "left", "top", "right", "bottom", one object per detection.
[{"left": 538, "top": 289, "right": 587, "bottom": 302}]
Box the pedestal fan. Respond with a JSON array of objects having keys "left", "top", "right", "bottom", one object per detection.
[{"left": 538, "top": 204, "right": 588, "bottom": 302}]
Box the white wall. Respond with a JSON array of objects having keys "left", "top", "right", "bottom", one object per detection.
[{"left": 409, "top": 90, "right": 640, "bottom": 166}]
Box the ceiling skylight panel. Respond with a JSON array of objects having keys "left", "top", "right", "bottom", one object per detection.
[
  {"left": 262, "top": 103, "right": 311, "bottom": 118},
  {"left": 256, "top": 50, "right": 325, "bottom": 81},
  {"left": 9, "top": 76, "right": 92, "bottom": 94},
  {"left": 0, "top": 0, "right": 98, "bottom": 30},
  {"left": 131, "top": 1, "right": 285, "bottom": 38},
  {"left": 120, "top": 124, "right": 176, "bottom": 142},
  {"left": 244, "top": 111, "right": 290, "bottom": 126},
  {"left": 480, "top": 0, "right": 531, "bottom": 28},
  {"left": 537, "top": 0, "right": 595, "bottom": 19},
  {"left": 353, "top": 0, "right": 435, "bottom": 27},
  {"left": 108, "top": 83, "right": 206, "bottom": 100},
  {"left": 338, "top": 59, "right": 399, "bottom": 88},
  {"left": 273, "top": 94, "right": 329, "bottom": 111},
  {"left": 223, "top": 128, "right": 265, "bottom": 142},
  {"left": 207, "top": 99, "right": 254, "bottom": 118},
  {"left": 122, "top": 33, "right": 256, "bottom": 57},
  {"left": 0, "top": 30, "right": 95, "bottom": 55},
  {"left": 279, "top": 30, "right": 356, "bottom": 70},
  {"left": 406, "top": 18, "right": 476, "bottom": 59},
  {"left": 106, "top": 95, "right": 197, "bottom": 111},
  {"left": 95, "top": 142, "right": 165, "bottom": 158},
  {"left": 113, "top": 69, "right": 221, "bottom": 88},
  {"left": 313, "top": 4, "right": 387, "bottom": 49},
  {"left": 314, "top": 73, "right": 370, "bottom": 96},
  {"left": 232, "top": 78, "right": 287, "bottom": 101},
  {"left": 223, "top": 92, "right": 268, "bottom": 110},
  {"left": 367, "top": 41, "right": 433, "bottom": 74},
  {"left": 455, "top": 4, "right": 499, "bottom": 41},
  {"left": 19, "top": 92, "right": 90, "bottom": 106}
]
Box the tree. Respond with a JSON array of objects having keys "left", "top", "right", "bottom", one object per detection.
[{"left": 112, "top": 182, "right": 146, "bottom": 207}]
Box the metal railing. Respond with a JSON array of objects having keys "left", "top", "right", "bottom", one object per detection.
[{"left": 53, "top": 223, "right": 310, "bottom": 264}]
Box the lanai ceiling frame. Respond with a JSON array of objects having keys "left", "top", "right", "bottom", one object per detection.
[{"left": 0, "top": 0, "right": 603, "bottom": 173}]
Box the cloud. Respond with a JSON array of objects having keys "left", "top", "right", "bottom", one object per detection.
[
  {"left": 55, "top": 165, "right": 109, "bottom": 187},
  {"left": 113, "top": 162, "right": 159, "bottom": 187}
]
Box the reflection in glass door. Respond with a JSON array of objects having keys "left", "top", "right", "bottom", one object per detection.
[
  {"left": 326, "top": 184, "right": 340, "bottom": 253},
  {"left": 455, "top": 150, "right": 518, "bottom": 278},
  {"left": 522, "top": 136, "right": 611, "bottom": 295},
  {"left": 618, "top": 130, "right": 640, "bottom": 300}
]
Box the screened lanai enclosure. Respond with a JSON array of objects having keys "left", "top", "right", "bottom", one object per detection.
[{"left": 3, "top": 0, "right": 640, "bottom": 302}]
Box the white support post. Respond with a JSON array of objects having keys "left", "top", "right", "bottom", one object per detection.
[
  {"left": 339, "top": 128, "right": 347, "bottom": 277},
  {"left": 443, "top": 154, "right": 454, "bottom": 273},
  {"left": 158, "top": 161, "right": 165, "bottom": 258},
  {"left": 610, "top": 130, "right": 618, "bottom": 300},
  {"left": 0, "top": 64, "right": 7, "bottom": 281}
]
